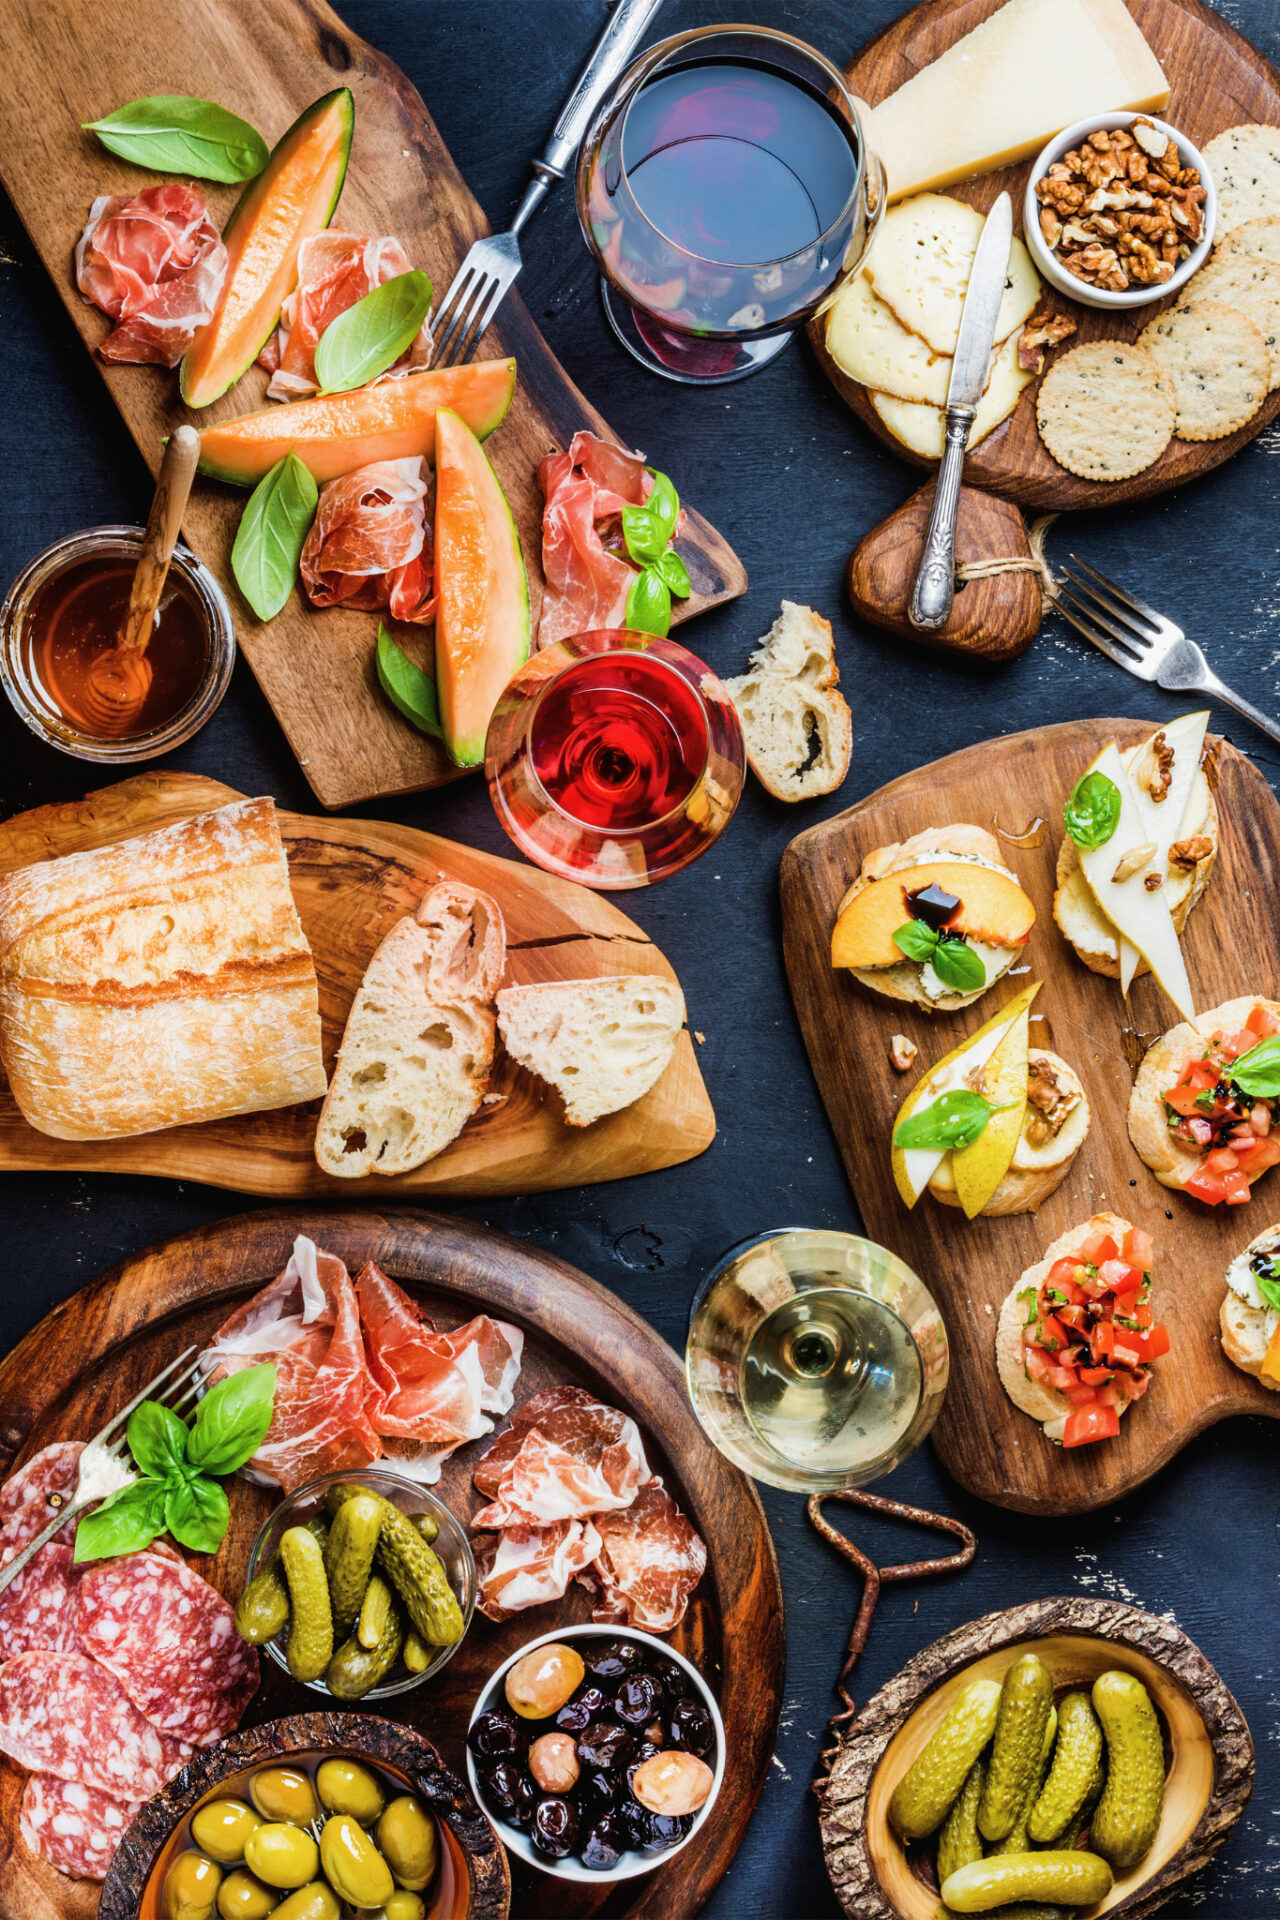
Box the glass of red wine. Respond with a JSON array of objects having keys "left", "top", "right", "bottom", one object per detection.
[
  {"left": 485, "top": 628, "right": 745, "bottom": 889},
  {"left": 576, "top": 25, "right": 884, "bottom": 384}
]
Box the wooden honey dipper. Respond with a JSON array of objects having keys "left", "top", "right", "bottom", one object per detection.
[{"left": 79, "top": 425, "right": 202, "bottom": 736}]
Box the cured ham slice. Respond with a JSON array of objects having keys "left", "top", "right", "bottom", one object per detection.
[
  {"left": 538, "top": 431, "right": 674, "bottom": 648},
  {"left": 75, "top": 184, "right": 227, "bottom": 367},
  {"left": 259, "top": 231, "right": 432, "bottom": 401},
  {"left": 203, "top": 1236, "right": 381, "bottom": 1491},
  {"left": 300, "top": 458, "right": 436, "bottom": 625},
  {"left": 474, "top": 1518, "right": 602, "bottom": 1622},
  {"left": 471, "top": 1385, "right": 649, "bottom": 1529},
  {"left": 579, "top": 1481, "right": 707, "bottom": 1634},
  {"left": 0, "top": 1651, "right": 188, "bottom": 1800},
  {"left": 20, "top": 1774, "right": 143, "bottom": 1883}
]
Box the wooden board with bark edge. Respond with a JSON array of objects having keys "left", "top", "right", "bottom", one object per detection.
[
  {"left": 0, "top": 771, "right": 715, "bottom": 1197},
  {"left": 812, "top": 0, "right": 1280, "bottom": 510},
  {"left": 0, "top": 0, "right": 747, "bottom": 812},
  {"left": 0, "top": 1206, "right": 785, "bottom": 1920},
  {"left": 779, "top": 717, "right": 1280, "bottom": 1516},
  {"left": 817, "top": 1596, "right": 1253, "bottom": 1919}
]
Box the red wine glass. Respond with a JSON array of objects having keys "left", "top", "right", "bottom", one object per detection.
[
  {"left": 484, "top": 628, "right": 745, "bottom": 889},
  {"left": 576, "top": 25, "right": 885, "bottom": 385}
]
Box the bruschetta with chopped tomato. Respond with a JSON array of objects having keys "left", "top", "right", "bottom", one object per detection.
[{"left": 1128, "top": 997, "right": 1280, "bottom": 1206}]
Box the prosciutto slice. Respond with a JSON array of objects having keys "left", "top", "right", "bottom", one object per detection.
[
  {"left": 471, "top": 1385, "right": 649, "bottom": 1529},
  {"left": 300, "top": 458, "right": 436, "bottom": 625},
  {"left": 259, "top": 231, "right": 432, "bottom": 400},
  {"left": 474, "top": 1518, "right": 602, "bottom": 1623},
  {"left": 538, "top": 432, "right": 669, "bottom": 648},
  {"left": 202, "top": 1236, "right": 381, "bottom": 1491},
  {"left": 579, "top": 1482, "right": 707, "bottom": 1633},
  {"left": 75, "top": 184, "right": 227, "bottom": 367}
]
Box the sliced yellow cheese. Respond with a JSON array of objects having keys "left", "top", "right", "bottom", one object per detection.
[
  {"left": 865, "top": 197, "right": 1041, "bottom": 357},
  {"left": 1076, "top": 742, "right": 1195, "bottom": 1020},
  {"left": 825, "top": 271, "right": 955, "bottom": 406},
  {"left": 891, "top": 984, "right": 1040, "bottom": 1207},
  {"left": 1117, "top": 711, "right": 1209, "bottom": 993},
  {"left": 872, "top": 334, "right": 1032, "bottom": 457},
  {"left": 872, "top": 0, "right": 1170, "bottom": 203}
]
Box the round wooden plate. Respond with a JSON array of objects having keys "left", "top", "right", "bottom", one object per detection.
[
  {"left": 0, "top": 1209, "right": 785, "bottom": 1920},
  {"left": 817, "top": 1595, "right": 1254, "bottom": 1918},
  {"left": 814, "top": 0, "right": 1280, "bottom": 509}
]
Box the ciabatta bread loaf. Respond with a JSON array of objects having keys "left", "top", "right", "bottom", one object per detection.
[
  {"left": 0, "top": 798, "right": 326, "bottom": 1140},
  {"left": 496, "top": 974, "right": 685, "bottom": 1126}
]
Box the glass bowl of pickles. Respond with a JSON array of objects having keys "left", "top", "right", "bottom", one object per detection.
[{"left": 238, "top": 1470, "right": 476, "bottom": 1700}]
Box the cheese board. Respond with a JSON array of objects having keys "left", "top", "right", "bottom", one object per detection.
[
  {"left": 0, "top": 0, "right": 748, "bottom": 812},
  {"left": 0, "top": 1206, "right": 786, "bottom": 1920},
  {"left": 780, "top": 717, "right": 1280, "bottom": 1516},
  {"left": 0, "top": 771, "right": 716, "bottom": 1197},
  {"left": 815, "top": 0, "right": 1280, "bottom": 510}
]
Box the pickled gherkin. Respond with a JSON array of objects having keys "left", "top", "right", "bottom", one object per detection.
[
  {"left": 888, "top": 1678, "right": 1002, "bottom": 1840},
  {"left": 402, "top": 1629, "right": 431, "bottom": 1674},
  {"left": 936, "top": 1758, "right": 985, "bottom": 1885},
  {"left": 939, "top": 1849, "right": 1113, "bottom": 1911},
  {"left": 324, "top": 1493, "right": 381, "bottom": 1640},
  {"left": 978, "top": 1655, "right": 1054, "bottom": 1843},
  {"left": 1029, "top": 1691, "right": 1104, "bottom": 1845},
  {"left": 278, "top": 1527, "right": 334, "bottom": 1684},
  {"left": 327, "top": 1601, "right": 404, "bottom": 1699},
  {"left": 235, "top": 1518, "right": 327, "bottom": 1647},
  {"left": 991, "top": 1705, "right": 1057, "bottom": 1857},
  {"left": 357, "top": 1572, "right": 396, "bottom": 1650},
  {"left": 1090, "top": 1671, "right": 1165, "bottom": 1873},
  {"left": 373, "top": 1502, "right": 465, "bottom": 1646}
]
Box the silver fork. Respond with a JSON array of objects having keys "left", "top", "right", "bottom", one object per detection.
[
  {"left": 428, "top": 0, "right": 667, "bottom": 368},
  {"left": 1057, "top": 556, "right": 1280, "bottom": 750},
  {"left": 0, "top": 1346, "right": 204, "bottom": 1593}
]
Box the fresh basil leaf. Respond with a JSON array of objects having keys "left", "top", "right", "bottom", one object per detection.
[
  {"left": 1064, "top": 769, "right": 1121, "bottom": 850},
  {"left": 930, "top": 937, "right": 987, "bottom": 993},
  {"left": 646, "top": 470, "right": 680, "bottom": 544},
  {"left": 231, "top": 453, "right": 318, "bottom": 622},
  {"left": 83, "top": 95, "right": 268, "bottom": 183},
  {"left": 1229, "top": 1035, "right": 1280, "bottom": 1100},
  {"left": 622, "top": 505, "right": 668, "bottom": 567},
  {"left": 653, "top": 548, "right": 691, "bottom": 599},
  {"left": 894, "top": 1089, "right": 1007, "bottom": 1153},
  {"left": 1255, "top": 1268, "right": 1280, "bottom": 1313},
  {"left": 892, "top": 920, "right": 939, "bottom": 963},
  {"left": 625, "top": 565, "right": 672, "bottom": 637},
  {"left": 126, "top": 1401, "right": 189, "bottom": 1480},
  {"left": 376, "top": 624, "right": 443, "bottom": 739},
  {"left": 73, "top": 1479, "right": 168, "bottom": 1564},
  {"left": 187, "top": 1362, "right": 277, "bottom": 1477},
  {"left": 314, "top": 270, "right": 433, "bottom": 395},
  {"left": 164, "top": 1474, "right": 231, "bottom": 1555}
]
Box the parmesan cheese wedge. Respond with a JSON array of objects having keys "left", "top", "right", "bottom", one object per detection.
[
  {"left": 1076, "top": 743, "right": 1196, "bottom": 1019},
  {"left": 1116, "top": 711, "right": 1210, "bottom": 993}
]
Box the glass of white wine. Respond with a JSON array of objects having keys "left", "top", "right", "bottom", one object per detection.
[{"left": 685, "top": 1228, "right": 949, "bottom": 1493}]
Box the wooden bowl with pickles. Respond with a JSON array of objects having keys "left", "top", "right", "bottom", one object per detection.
[{"left": 816, "top": 1598, "right": 1253, "bottom": 1920}]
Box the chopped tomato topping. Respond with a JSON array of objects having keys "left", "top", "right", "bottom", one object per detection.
[
  {"left": 1219, "top": 1028, "right": 1258, "bottom": 1062},
  {"left": 1247, "top": 1005, "right": 1280, "bottom": 1037},
  {"left": 1079, "top": 1229, "right": 1120, "bottom": 1265},
  {"left": 1184, "top": 1164, "right": 1226, "bottom": 1204},
  {"left": 1122, "top": 1226, "right": 1154, "bottom": 1268},
  {"left": 1166, "top": 1084, "right": 1211, "bottom": 1117},
  {"left": 1080, "top": 1365, "right": 1114, "bottom": 1386},
  {"left": 1063, "top": 1402, "right": 1121, "bottom": 1447},
  {"left": 1048, "top": 1257, "right": 1087, "bottom": 1293},
  {"left": 1021, "top": 1227, "right": 1165, "bottom": 1446},
  {"left": 1128, "top": 1325, "right": 1170, "bottom": 1364}
]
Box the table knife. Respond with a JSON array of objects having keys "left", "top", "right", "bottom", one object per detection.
[{"left": 908, "top": 192, "right": 1014, "bottom": 631}]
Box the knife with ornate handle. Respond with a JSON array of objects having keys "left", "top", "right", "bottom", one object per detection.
[{"left": 908, "top": 192, "right": 1014, "bottom": 632}]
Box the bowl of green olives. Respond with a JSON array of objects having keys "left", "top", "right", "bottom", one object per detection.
[
  {"left": 101, "top": 1712, "right": 511, "bottom": 1920},
  {"left": 237, "top": 1470, "right": 476, "bottom": 1700}
]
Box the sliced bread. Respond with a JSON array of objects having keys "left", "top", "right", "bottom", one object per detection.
[
  {"left": 496, "top": 974, "right": 685, "bottom": 1127},
  {"left": 314, "top": 882, "right": 506, "bottom": 1178},
  {"left": 723, "top": 601, "right": 852, "bottom": 801}
]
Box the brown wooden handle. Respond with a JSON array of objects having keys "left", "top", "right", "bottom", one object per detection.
[{"left": 119, "top": 425, "right": 201, "bottom": 656}]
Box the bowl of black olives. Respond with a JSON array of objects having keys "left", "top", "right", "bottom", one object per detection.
[{"left": 465, "top": 1624, "right": 724, "bottom": 1882}]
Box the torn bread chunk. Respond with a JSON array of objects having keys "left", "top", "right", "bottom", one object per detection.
[
  {"left": 724, "top": 601, "right": 851, "bottom": 801},
  {"left": 496, "top": 975, "right": 685, "bottom": 1127}
]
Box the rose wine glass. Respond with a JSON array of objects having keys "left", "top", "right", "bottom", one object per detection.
[
  {"left": 484, "top": 627, "right": 744, "bottom": 889},
  {"left": 576, "top": 24, "right": 885, "bottom": 384}
]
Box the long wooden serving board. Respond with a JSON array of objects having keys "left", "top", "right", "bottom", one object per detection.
[
  {"left": 0, "top": 0, "right": 747, "bottom": 811},
  {"left": 814, "top": 0, "right": 1280, "bottom": 510},
  {"left": 780, "top": 718, "right": 1280, "bottom": 1516},
  {"left": 0, "top": 1208, "right": 786, "bottom": 1920},
  {"left": 0, "top": 771, "right": 716, "bottom": 1197}
]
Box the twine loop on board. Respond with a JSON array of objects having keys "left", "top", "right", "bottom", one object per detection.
[{"left": 956, "top": 513, "right": 1062, "bottom": 614}]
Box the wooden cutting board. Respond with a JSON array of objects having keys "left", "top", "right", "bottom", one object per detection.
[
  {"left": 0, "top": 771, "right": 715, "bottom": 1196},
  {"left": 814, "top": 0, "right": 1280, "bottom": 510},
  {"left": 0, "top": 1207, "right": 786, "bottom": 1920},
  {"left": 780, "top": 718, "right": 1280, "bottom": 1516},
  {"left": 0, "top": 0, "right": 748, "bottom": 811}
]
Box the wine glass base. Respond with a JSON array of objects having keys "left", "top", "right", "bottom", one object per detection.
[{"left": 599, "top": 280, "right": 794, "bottom": 385}]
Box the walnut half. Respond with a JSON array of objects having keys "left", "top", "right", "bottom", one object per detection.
[{"left": 1168, "top": 834, "right": 1213, "bottom": 869}]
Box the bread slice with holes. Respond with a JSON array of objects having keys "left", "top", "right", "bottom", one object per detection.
[
  {"left": 723, "top": 601, "right": 851, "bottom": 801},
  {"left": 496, "top": 975, "right": 685, "bottom": 1127},
  {"left": 314, "top": 882, "right": 506, "bottom": 1178}
]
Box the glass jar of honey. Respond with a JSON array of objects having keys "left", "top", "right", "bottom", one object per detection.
[{"left": 0, "top": 525, "right": 235, "bottom": 762}]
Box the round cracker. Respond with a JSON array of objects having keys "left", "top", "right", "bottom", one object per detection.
[
  {"left": 1185, "top": 253, "right": 1280, "bottom": 389},
  {"left": 1035, "top": 341, "right": 1174, "bottom": 480},
  {"left": 1214, "top": 215, "right": 1280, "bottom": 266},
  {"left": 1204, "top": 124, "right": 1280, "bottom": 244},
  {"left": 1138, "top": 298, "right": 1269, "bottom": 439}
]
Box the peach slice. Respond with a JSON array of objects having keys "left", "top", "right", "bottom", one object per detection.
[{"left": 831, "top": 861, "right": 1035, "bottom": 970}]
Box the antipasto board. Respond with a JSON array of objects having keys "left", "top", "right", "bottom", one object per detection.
[
  {"left": 0, "top": 0, "right": 747, "bottom": 812},
  {"left": 816, "top": 0, "right": 1280, "bottom": 509},
  {"left": 780, "top": 717, "right": 1280, "bottom": 1516},
  {"left": 0, "top": 772, "right": 716, "bottom": 1197},
  {"left": 0, "top": 1207, "right": 785, "bottom": 1920}
]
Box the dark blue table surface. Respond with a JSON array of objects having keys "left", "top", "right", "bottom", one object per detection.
[{"left": 1, "top": 3, "right": 1277, "bottom": 1914}]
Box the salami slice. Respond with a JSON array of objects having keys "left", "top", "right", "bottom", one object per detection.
[
  {"left": 0, "top": 1443, "right": 84, "bottom": 1562},
  {"left": 0, "top": 1542, "right": 81, "bottom": 1656},
  {"left": 74, "top": 1549, "right": 258, "bottom": 1747},
  {"left": 20, "top": 1773, "right": 142, "bottom": 1882},
  {"left": 0, "top": 1651, "right": 186, "bottom": 1798}
]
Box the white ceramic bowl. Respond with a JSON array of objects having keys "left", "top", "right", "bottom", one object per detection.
[
  {"left": 466, "top": 1623, "right": 726, "bottom": 1883},
  {"left": 1023, "top": 112, "right": 1216, "bottom": 311}
]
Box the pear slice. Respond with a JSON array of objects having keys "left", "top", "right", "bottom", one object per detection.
[
  {"left": 891, "top": 983, "right": 1041, "bottom": 1209},
  {"left": 951, "top": 995, "right": 1034, "bottom": 1218},
  {"left": 1076, "top": 744, "right": 1195, "bottom": 1021},
  {"left": 1118, "top": 711, "right": 1210, "bottom": 994}
]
